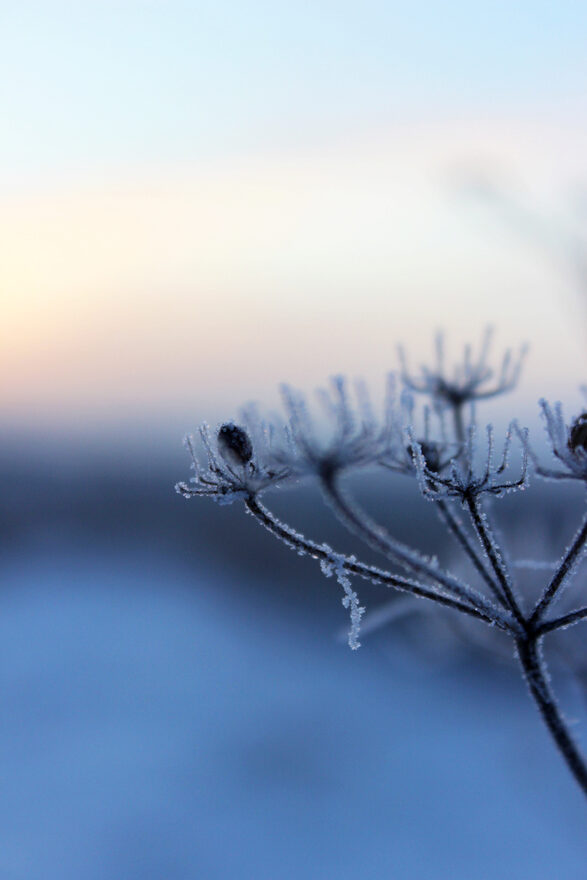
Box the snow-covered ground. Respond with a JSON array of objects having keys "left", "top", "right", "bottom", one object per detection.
[{"left": 1, "top": 545, "right": 585, "bottom": 880}]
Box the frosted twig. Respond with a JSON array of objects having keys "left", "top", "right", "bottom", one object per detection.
[
  {"left": 530, "top": 511, "right": 587, "bottom": 625},
  {"left": 464, "top": 494, "right": 525, "bottom": 630},
  {"left": 244, "top": 496, "right": 510, "bottom": 631},
  {"left": 538, "top": 606, "right": 587, "bottom": 636},
  {"left": 319, "top": 474, "right": 518, "bottom": 633},
  {"left": 434, "top": 499, "right": 504, "bottom": 605},
  {"left": 320, "top": 554, "right": 365, "bottom": 649}
]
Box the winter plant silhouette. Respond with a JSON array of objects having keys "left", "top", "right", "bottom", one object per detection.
[{"left": 176, "top": 329, "right": 587, "bottom": 798}]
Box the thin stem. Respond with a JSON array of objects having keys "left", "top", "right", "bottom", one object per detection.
[
  {"left": 435, "top": 498, "right": 507, "bottom": 607},
  {"left": 530, "top": 512, "right": 587, "bottom": 626},
  {"left": 452, "top": 404, "right": 466, "bottom": 445},
  {"left": 245, "top": 496, "right": 509, "bottom": 630},
  {"left": 516, "top": 637, "right": 587, "bottom": 798},
  {"left": 465, "top": 495, "right": 526, "bottom": 631},
  {"left": 320, "top": 476, "right": 517, "bottom": 633},
  {"left": 537, "top": 606, "right": 587, "bottom": 637}
]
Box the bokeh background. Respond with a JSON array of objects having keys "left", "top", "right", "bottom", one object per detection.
[{"left": 1, "top": 2, "right": 587, "bottom": 878}]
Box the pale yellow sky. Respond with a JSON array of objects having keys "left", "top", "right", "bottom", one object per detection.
[{"left": 2, "top": 118, "right": 586, "bottom": 432}]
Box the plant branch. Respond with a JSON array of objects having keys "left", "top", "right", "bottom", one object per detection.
[
  {"left": 435, "top": 498, "right": 507, "bottom": 607},
  {"left": 452, "top": 403, "right": 466, "bottom": 445},
  {"left": 244, "top": 495, "right": 510, "bottom": 630},
  {"left": 537, "top": 606, "right": 587, "bottom": 637},
  {"left": 319, "top": 476, "right": 518, "bottom": 633},
  {"left": 530, "top": 512, "right": 587, "bottom": 626},
  {"left": 516, "top": 637, "right": 587, "bottom": 798},
  {"left": 465, "top": 495, "right": 526, "bottom": 631}
]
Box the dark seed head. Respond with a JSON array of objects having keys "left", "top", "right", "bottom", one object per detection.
[
  {"left": 568, "top": 413, "right": 587, "bottom": 454},
  {"left": 217, "top": 423, "right": 253, "bottom": 467}
]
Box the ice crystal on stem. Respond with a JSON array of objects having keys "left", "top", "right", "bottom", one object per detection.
[{"left": 320, "top": 553, "right": 365, "bottom": 650}]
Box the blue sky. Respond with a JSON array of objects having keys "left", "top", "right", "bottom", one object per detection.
[{"left": 3, "top": 1, "right": 587, "bottom": 180}]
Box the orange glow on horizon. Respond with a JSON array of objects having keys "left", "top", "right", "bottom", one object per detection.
[{"left": 2, "top": 121, "right": 585, "bottom": 427}]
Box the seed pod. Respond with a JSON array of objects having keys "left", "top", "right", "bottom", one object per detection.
[
  {"left": 217, "top": 422, "right": 253, "bottom": 467},
  {"left": 568, "top": 413, "right": 587, "bottom": 454}
]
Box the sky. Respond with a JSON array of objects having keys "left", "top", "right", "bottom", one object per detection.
[
  {"left": 1, "top": 1, "right": 586, "bottom": 437},
  {"left": 2, "top": 9, "right": 587, "bottom": 871}
]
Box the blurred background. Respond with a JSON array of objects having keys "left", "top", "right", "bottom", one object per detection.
[{"left": 1, "top": 2, "right": 587, "bottom": 877}]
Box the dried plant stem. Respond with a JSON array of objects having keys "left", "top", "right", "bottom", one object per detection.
[
  {"left": 537, "top": 606, "right": 587, "bottom": 637},
  {"left": 250, "top": 490, "right": 587, "bottom": 798},
  {"left": 516, "top": 637, "right": 587, "bottom": 798},
  {"left": 530, "top": 513, "right": 587, "bottom": 626},
  {"left": 465, "top": 495, "right": 526, "bottom": 630},
  {"left": 244, "top": 496, "right": 504, "bottom": 628},
  {"left": 320, "top": 476, "right": 516, "bottom": 633},
  {"left": 435, "top": 499, "right": 504, "bottom": 605},
  {"left": 452, "top": 404, "right": 466, "bottom": 445}
]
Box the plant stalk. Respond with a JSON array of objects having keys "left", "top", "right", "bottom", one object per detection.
[
  {"left": 321, "top": 476, "right": 516, "bottom": 632},
  {"left": 244, "top": 495, "right": 502, "bottom": 627},
  {"left": 465, "top": 495, "right": 526, "bottom": 631},
  {"left": 530, "top": 513, "right": 587, "bottom": 626},
  {"left": 516, "top": 637, "right": 587, "bottom": 798}
]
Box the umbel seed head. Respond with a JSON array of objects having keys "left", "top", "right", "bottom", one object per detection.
[
  {"left": 568, "top": 413, "right": 587, "bottom": 453},
  {"left": 217, "top": 422, "right": 253, "bottom": 467}
]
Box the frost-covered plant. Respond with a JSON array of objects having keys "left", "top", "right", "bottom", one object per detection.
[{"left": 176, "top": 332, "right": 587, "bottom": 800}]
